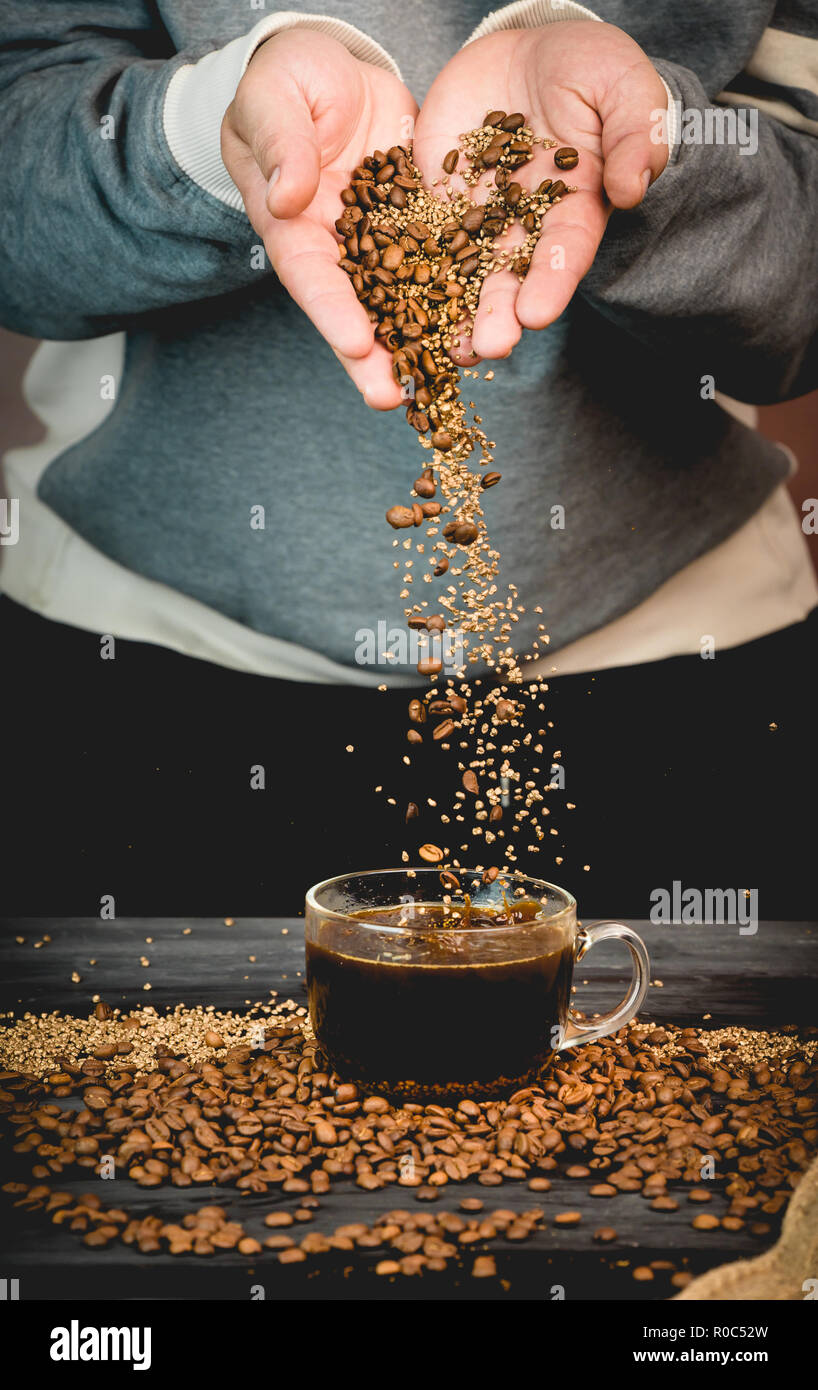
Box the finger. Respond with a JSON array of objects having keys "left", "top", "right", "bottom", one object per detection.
[
  {"left": 227, "top": 85, "right": 321, "bottom": 220},
  {"left": 599, "top": 59, "right": 669, "bottom": 208},
  {"left": 332, "top": 345, "right": 405, "bottom": 410},
  {"left": 470, "top": 268, "right": 523, "bottom": 359},
  {"left": 515, "top": 190, "right": 608, "bottom": 330},
  {"left": 447, "top": 319, "right": 482, "bottom": 367},
  {"left": 267, "top": 215, "right": 375, "bottom": 360}
]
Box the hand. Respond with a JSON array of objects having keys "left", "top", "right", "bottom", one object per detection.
[
  {"left": 222, "top": 30, "right": 418, "bottom": 408},
  {"left": 412, "top": 22, "right": 669, "bottom": 360}
]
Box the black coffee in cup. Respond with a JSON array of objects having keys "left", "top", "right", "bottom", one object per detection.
[{"left": 306, "top": 899, "right": 573, "bottom": 1098}]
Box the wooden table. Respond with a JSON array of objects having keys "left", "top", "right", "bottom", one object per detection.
[{"left": 1, "top": 917, "right": 815, "bottom": 1301}]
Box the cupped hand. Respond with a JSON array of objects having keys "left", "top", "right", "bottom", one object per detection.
[
  {"left": 412, "top": 22, "right": 669, "bottom": 360},
  {"left": 222, "top": 29, "right": 418, "bottom": 408}
]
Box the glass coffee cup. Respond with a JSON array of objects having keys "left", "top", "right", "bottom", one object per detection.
[{"left": 305, "top": 868, "right": 649, "bottom": 1099}]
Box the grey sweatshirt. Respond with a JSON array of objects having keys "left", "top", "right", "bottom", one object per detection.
[{"left": 0, "top": 0, "right": 816, "bottom": 676}]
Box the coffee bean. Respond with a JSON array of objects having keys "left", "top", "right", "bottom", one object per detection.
[
  {"left": 431, "top": 430, "right": 453, "bottom": 452},
  {"left": 481, "top": 471, "right": 501, "bottom": 489},
  {"left": 453, "top": 521, "right": 479, "bottom": 545},
  {"left": 417, "top": 657, "right": 443, "bottom": 677},
  {"left": 483, "top": 110, "right": 507, "bottom": 127},
  {"left": 433, "top": 558, "right": 449, "bottom": 576},
  {"left": 442, "top": 149, "right": 459, "bottom": 175},
  {"left": 408, "top": 698, "right": 426, "bottom": 723},
  {"left": 633, "top": 1266, "right": 654, "bottom": 1282},
  {"left": 593, "top": 1227, "right": 618, "bottom": 1242},
  {"left": 461, "top": 207, "right": 485, "bottom": 233},
  {"left": 692, "top": 1213, "right": 721, "bottom": 1230},
  {"left": 433, "top": 719, "right": 455, "bottom": 742},
  {"left": 462, "top": 771, "right": 479, "bottom": 795},
  {"left": 554, "top": 147, "right": 579, "bottom": 170},
  {"left": 418, "top": 844, "right": 444, "bottom": 863},
  {"left": 549, "top": 180, "right": 566, "bottom": 198},
  {"left": 554, "top": 1212, "right": 582, "bottom": 1226},
  {"left": 500, "top": 113, "right": 525, "bottom": 132},
  {"left": 386, "top": 505, "right": 415, "bottom": 529}
]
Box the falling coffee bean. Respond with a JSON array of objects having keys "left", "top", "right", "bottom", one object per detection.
[{"left": 418, "top": 843, "right": 444, "bottom": 863}]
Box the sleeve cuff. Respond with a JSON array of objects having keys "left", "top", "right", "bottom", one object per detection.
[
  {"left": 465, "top": 0, "right": 602, "bottom": 45},
  {"left": 163, "top": 13, "right": 403, "bottom": 211}
]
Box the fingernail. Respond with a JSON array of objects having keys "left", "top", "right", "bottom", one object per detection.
[
  {"left": 640, "top": 168, "right": 651, "bottom": 197},
  {"left": 268, "top": 167, "right": 281, "bottom": 191}
]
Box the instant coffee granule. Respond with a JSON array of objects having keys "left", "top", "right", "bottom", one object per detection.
[{"left": 0, "top": 1000, "right": 309, "bottom": 1076}]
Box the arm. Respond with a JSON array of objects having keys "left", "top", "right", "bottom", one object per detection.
[
  {"left": 581, "top": 34, "right": 818, "bottom": 403},
  {"left": 0, "top": 0, "right": 413, "bottom": 410},
  {"left": 0, "top": 0, "right": 264, "bottom": 339}
]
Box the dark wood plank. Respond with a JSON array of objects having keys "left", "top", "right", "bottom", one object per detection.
[{"left": 1, "top": 917, "right": 816, "bottom": 1300}]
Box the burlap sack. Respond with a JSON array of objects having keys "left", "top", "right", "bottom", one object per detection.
[{"left": 674, "top": 1153, "right": 818, "bottom": 1300}]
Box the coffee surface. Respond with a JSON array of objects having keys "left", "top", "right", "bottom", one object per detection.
[{"left": 306, "top": 899, "right": 573, "bottom": 1097}]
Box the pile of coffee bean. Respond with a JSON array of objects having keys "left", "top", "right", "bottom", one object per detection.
[{"left": 2, "top": 1010, "right": 815, "bottom": 1277}]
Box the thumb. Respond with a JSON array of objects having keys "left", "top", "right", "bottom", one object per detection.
[
  {"left": 599, "top": 60, "right": 669, "bottom": 209},
  {"left": 249, "top": 94, "right": 322, "bottom": 220}
]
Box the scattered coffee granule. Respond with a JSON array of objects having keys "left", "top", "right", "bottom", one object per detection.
[{"left": 0, "top": 999, "right": 309, "bottom": 1077}]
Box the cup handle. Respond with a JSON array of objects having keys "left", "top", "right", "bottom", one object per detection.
[{"left": 555, "top": 921, "right": 650, "bottom": 1052}]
